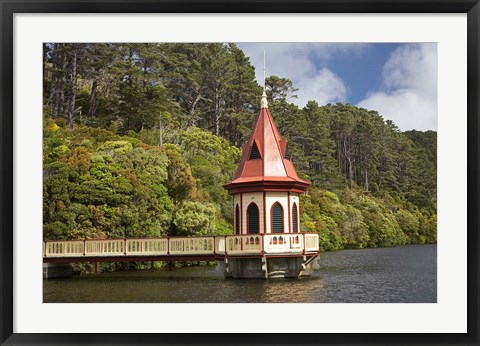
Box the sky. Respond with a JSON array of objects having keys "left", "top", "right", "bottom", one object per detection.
[{"left": 237, "top": 43, "right": 437, "bottom": 132}]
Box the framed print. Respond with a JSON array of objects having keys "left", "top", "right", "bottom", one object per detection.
[{"left": 1, "top": 0, "right": 479, "bottom": 345}]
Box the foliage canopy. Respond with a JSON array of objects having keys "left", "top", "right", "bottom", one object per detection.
[{"left": 43, "top": 43, "right": 437, "bottom": 255}]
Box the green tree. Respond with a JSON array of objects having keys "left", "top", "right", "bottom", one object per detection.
[{"left": 172, "top": 201, "right": 216, "bottom": 236}]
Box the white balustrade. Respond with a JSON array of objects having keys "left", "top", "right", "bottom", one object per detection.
[
  {"left": 87, "top": 239, "right": 124, "bottom": 256},
  {"left": 215, "top": 237, "right": 226, "bottom": 254},
  {"left": 225, "top": 235, "right": 262, "bottom": 255},
  {"left": 169, "top": 237, "right": 214, "bottom": 255},
  {"left": 45, "top": 240, "right": 84, "bottom": 257},
  {"left": 304, "top": 233, "right": 319, "bottom": 252},
  {"left": 263, "top": 233, "right": 303, "bottom": 254},
  {"left": 126, "top": 238, "right": 168, "bottom": 255},
  {"left": 44, "top": 233, "right": 319, "bottom": 258}
]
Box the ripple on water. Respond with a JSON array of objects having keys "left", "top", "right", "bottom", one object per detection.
[{"left": 43, "top": 244, "right": 436, "bottom": 303}]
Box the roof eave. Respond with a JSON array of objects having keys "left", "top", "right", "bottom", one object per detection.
[{"left": 223, "top": 179, "right": 311, "bottom": 195}]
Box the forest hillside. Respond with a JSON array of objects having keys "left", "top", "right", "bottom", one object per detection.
[{"left": 43, "top": 43, "right": 437, "bottom": 251}]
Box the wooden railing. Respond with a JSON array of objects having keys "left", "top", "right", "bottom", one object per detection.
[{"left": 43, "top": 233, "right": 319, "bottom": 258}]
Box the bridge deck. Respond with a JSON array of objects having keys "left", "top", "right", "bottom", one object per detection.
[{"left": 43, "top": 233, "right": 319, "bottom": 263}]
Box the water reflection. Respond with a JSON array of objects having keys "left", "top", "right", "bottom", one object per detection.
[{"left": 44, "top": 244, "right": 436, "bottom": 303}]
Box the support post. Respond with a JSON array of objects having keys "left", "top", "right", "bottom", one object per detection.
[
  {"left": 261, "top": 233, "right": 265, "bottom": 255},
  {"left": 302, "top": 233, "right": 306, "bottom": 255},
  {"left": 224, "top": 235, "right": 228, "bottom": 256},
  {"left": 262, "top": 256, "right": 268, "bottom": 278}
]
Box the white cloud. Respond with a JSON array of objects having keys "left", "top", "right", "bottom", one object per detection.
[
  {"left": 357, "top": 43, "right": 437, "bottom": 131},
  {"left": 297, "top": 68, "right": 347, "bottom": 106},
  {"left": 237, "top": 43, "right": 365, "bottom": 107}
]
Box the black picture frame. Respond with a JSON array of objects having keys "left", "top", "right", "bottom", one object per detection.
[{"left": 1, "top": 1, "right": 479, "bottom": 345}]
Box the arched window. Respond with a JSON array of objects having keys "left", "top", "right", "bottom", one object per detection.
[
  {"left": 235, "top": 204, "right": 240, "bottom": 234},
  {"left": 271, "top": 202, "right": 284, "bottom": 233},
  {"left": 292, "top": 203, "right": 298, "bottom": 233},
  {"left": 247, "top": 203, "right": 259, "bottom": 234}
]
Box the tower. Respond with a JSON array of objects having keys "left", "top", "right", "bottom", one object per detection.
[{"left": 223, "top": 92, "right": 311, "bottom": 236}]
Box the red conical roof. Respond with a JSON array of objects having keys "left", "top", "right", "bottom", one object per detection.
[{"left": 224, "top": 100, "right": 311, "bottom": 194}]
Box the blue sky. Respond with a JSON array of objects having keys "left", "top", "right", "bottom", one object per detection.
[{"left": 237, "top": 43, "right": 437, "bottom": 131}]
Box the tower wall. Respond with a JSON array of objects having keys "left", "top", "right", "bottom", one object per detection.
[
  {"left": 290, "top": 193, "right": 300, "bottom": 232},
  {"left": 235, "top": 192, "right": 264, "bottom": 234},
  {"left": 265, "top": 192, "right": 289, "bottom": 233},
  {"left": 233, "top": 193, "right": 241, "bottom": 234},
  {"left": 232, "top": 191, "right": 302, "bottom": 234}
]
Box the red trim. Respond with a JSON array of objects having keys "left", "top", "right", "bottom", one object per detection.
[
  {"left": 224, "top": 181, "right": 310, "bottom": 195},
  {"left": 240, "top": 193, "right": 243, "bottom": 234},
  {"left": 226, "top": 254, "right": 317, "bottom": 259},
  {"left": 43, "top": 253, "right": 319, "bottom": 264},
  {"left": 287, "top": 192, "right": 291, "bottom": 233},
  {"left": 298, "top": 194, "right": 302, "bottom": 232},
  {"left": 246, "top": 202, "right": 260, "bottom": 234},
  {"left": 263, "top": 191, "right": 266, "bottom": 234},
  {"left": 270, "top": 201, "right": 284, "bottom": 233}
]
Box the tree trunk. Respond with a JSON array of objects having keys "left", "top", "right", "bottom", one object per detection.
[
  {"left": 67, "top": 50, "right": 78, "bottom": 129},
  {"left": 347, "top": 156, "right": 353, "bottom": 189},
  {"left": 215, "top": 94, "right": 221, "bottom": 137},
  {"left": 57, "top": 47, "right": 69, "bottom": 118},
  {"left": 88, "top": 78, "right": 98, "bottom": 116},
  {"left": 49, "top": 55, "right": 65, "bottom": 118},
  {"left": 343, "top": 139, "right": 354, "bottom": 189},
  {"left": 48, "top": 78, "right": 57, "bottom": 118},
  {"left": 189, "top": 90, "right": 202, "bottom": 127},
  {"left": 158, "top": 113, "right": 164, "bottom": 146},
  {"left": 365, "top": 166, "right": 369, "bottom": 192}
]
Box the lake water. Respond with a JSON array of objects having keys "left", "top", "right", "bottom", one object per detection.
[{"left": 43, "top": 244, "right": 436, "bottom": 303}]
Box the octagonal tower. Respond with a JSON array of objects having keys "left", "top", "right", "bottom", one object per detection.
[{"left": 224, "top": 92, "right": 311, "bottom": 236}]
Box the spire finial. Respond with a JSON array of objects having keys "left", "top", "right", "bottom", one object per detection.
[
  {"left": 261, "top": 50, "right": 268, "bottom": 108},
  {"left": 263, "top": 50, "right": 266, "bottom": 91}
]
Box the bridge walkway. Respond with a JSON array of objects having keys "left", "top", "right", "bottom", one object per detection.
[{"left": 43, "top": 233, "right": 319, "bottom": 263}]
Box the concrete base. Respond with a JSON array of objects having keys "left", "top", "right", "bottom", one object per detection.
[
  {"left": 43, "top": 263, "right": 73, "bottom": 279},
  {"left": 218, "top": 255, "right": 319, "bottom": 279}
]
